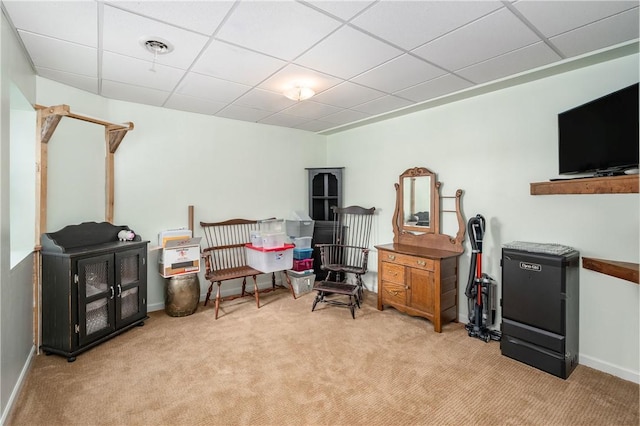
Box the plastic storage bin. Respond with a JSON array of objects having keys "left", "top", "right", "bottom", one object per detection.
[
  {"left": 246, "top": 243, "right": 294, "bottom": 273},
  {"left": 293, "top": 248, "right": 314, "bottom": 259},
  {"left": 286, "top": 220, "right": 315, "bottom": 238},
  {"left": 292, "top": 258, "right": 313, "bottom": 272},
  {"left": 261, "top": 232, "right": 286, "bottom": 249},
  {"left": 286, "top": 270, "right": 316, "bottom": 296},
  {"left": 292, "top": 236, "right": 312, "bottom": 248},
  {"left": 259, "top": 219, "right": 284, "bottom": 234}
]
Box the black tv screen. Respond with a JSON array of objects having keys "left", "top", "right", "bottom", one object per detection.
[{"left": 558, "top": 83, "right": 639, "bottom": 175}]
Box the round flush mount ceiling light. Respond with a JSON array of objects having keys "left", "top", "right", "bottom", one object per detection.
[{"left": 283, "top": 85, "right": 315, "bottom": 101}]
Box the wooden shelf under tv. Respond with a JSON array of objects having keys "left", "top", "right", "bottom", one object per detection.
[
  {"left": 530, "top": 174, "right": 638, "bottom": 195},
  {"left": 582, "top": 257, "right": 639, "bottom": 285}
]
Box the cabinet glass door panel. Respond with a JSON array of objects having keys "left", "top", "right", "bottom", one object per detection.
[
  {"left": 115, "top": 248, "right": 147, "bottom": 327},
  {"left": 119, "top": 252, "right": 140, "bottom": 285},
  {"left": 86, "top": 298, "right": 110, "bottom": 335},
  {"left": 120, "top": 287, "right": 140, "bottom": 320},
  {"left": 78, "top": 254, "right": 115, "bottom": 346}
]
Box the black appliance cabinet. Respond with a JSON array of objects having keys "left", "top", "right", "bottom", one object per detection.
[
  {"left": 500, "top": 243, "right": 580, "bottom": 379},
  {"left": 40, "top": 222, "right": 148, "bottom": 362}
]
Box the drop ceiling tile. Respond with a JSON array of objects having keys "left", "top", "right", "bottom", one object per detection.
[
  {"left": 233, "top": 88, "right": 297, "bottom": 111},
  {"left": 102, "top": 51, "right": 185, "bottom": 92},
  {"left": 281, "top": 101, "right": 342, "bottom": 120},
  {"left": 457, "top": 42, "right": 561, "bottom": 84},
  {"left": 35, "top": 67, "right": 98, "bottom": 94},
  {"left": 164, "top": 93, "right": 227, "bottom": 115},
  {"left": 351, "top": 0, "right": 503, "bottom": 50},
  {"left": 176, "top": 72, "right": 251, "bottom": 103},
  {"left": 351, "top": 95, "right": 414, "bottom": 115},
  {"left": 3, "top": 0, "right": 97, "bottom": 47},
  {"left": 513, "top": 0, "right": 639, "bottom": 38},
  {"left": 102, "top": 5, "right": 209, "bottom": 69},
  {"left": 311, "top": 81, "right": 386, "bottom": 108},
  {"left": 101, "top": 80, "right": 170, "bottom": 106},
  {"left": 550, "top": 8, "right": 640, "bottom": 58},
  {"left": 18, "top": 31, "right": 97, "bottom": 77},
  {"left": 395, "top": 74, "right": 473, "bottom": 103},
  {"left": 258, "top": 64, "right": 343, "bottom": 95},
  {"left": 215, "top": 105, "right": 275, "bottom": 123},
  {"left": 295, "top": 26, "right": 403, "bottom": 79},
  {"left": 106, "top": 0, "right": 235, "bottom": 36},
  {"left": 192, "top": 41, "right": 286, "bottom": 86},
  {"left": 258, "top": 112, "right": 312, "bottom": 127},
  {"left": 304, "top": 0, "right": 376, "bottom": 21},
  {"left": 351, "top": 54, "right": 446, "bottom": 93},
  {"left": 413, "top": 8, "right": 541, "bottom": 71},
  {"left": 216, "top": 0, "right": 341, "bottom": 61},
  {"left": 319, "top": 109, "right": 371, "bottom": 125}
]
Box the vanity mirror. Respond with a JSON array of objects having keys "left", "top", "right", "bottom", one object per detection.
[{"left": 392, "top": 166, "right": 465, "bottom": 252}]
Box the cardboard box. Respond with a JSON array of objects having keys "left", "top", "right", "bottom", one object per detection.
[
  {"left": 159, "top": 237, "right": 201, "bottom": 277},
  {"left": 158, "top": 228, "right": 192, "bottom": 248}
]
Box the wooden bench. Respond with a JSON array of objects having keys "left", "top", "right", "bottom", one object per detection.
[{"left": 200, "top": 219, "right": 294, "bottom": 319}]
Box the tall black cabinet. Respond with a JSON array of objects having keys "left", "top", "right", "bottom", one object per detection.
[
  {"left": 307, "top": 168, "right": 343, "bottom": 280},
  {"left": 41, "top": 222, "right": 148, "bottom": 362},
  {"left": 500, "top": 242, "right": 580, "bottom": 379}
]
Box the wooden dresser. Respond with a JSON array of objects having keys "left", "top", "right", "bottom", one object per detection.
[
  {"left": 376, "top": 243, "right": 459, "bottom": 332},
  {"left": 378, "top": 166, "right": 466, "bottom": 333}
]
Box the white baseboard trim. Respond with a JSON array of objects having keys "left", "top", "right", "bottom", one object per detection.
[
  {"left": 1, "top": 345, "right": 35, "bottom": 426},
  {"left": 579, "top": 353, "right": 640, "bottom": 384},
  {"left": 457, "top": 310, "right": 640, "bottom": 384},
  {"left": 148, "top": 275, "right": 285, "bottom": 313}
]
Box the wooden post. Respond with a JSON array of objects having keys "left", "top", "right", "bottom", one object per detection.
[{"left": 188, "top": 205, "right": 194, "bottom": 235}]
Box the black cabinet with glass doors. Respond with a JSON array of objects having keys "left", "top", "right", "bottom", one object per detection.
[
  {"left": 306, "top": 168, "right": 343, "bottom": 280},
  {"left": 40, "top": 222, "right": 148, "bottom": 362}
]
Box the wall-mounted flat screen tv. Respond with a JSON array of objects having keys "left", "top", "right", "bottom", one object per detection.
[{"left": 558, "top": 83, "right": 639, "bottom": 176}]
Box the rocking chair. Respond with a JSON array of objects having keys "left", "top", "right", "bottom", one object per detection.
[{"left": 312, "top": 206, "right": 375, "bottom": 318}]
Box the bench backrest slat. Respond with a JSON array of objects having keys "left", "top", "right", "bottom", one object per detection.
[{"left": 200, "top": 219, "right": 260, "bottom": 273}]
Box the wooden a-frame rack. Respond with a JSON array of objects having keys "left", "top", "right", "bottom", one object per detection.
[{"left": 35, "top": 104, "right": 134, "bottom": 238}]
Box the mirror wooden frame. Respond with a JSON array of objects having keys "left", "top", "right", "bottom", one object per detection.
[{"left": 392, "top": 166, "right": 466, "bottom": 253}]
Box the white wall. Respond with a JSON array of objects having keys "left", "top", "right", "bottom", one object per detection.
[
  {"left": 0, "top": 10, "right": 37, "bottom": 425},
  {"left": 36, "top": 78, "right": 327, "bottom": 310},
  {"left": 326, "top": 53, "right": 639, "bottom": 382}
]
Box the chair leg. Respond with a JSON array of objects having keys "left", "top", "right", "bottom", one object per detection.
[
  {"left": 349, "top": 295, "right": 356, "bottom": 319},
  {"left": 312, "top": 291, "right": 323, "bottom": 312},
  {"left": 252, "top": 275, "right": 260, "bottom": 308},
  {"left": 214, "top": 282, "right": 222, "bottom": 320},
  {"left": 204, "top": 281, "right": 213, "bottom": 306}
]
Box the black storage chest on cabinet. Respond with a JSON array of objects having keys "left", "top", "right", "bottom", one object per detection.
[
  {"left": 500, "top": 242, "right": 580, "bottom": 379},
  {"left": 40, "top": 222, "right": 148, "bottom": 362}
]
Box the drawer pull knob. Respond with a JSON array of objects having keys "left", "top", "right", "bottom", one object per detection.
[
  {"left": 388, "top": 255, "right": 396, "bottom": 261},
  {"left": 417, "top": 260, "right": 426, "bottom": 266}
]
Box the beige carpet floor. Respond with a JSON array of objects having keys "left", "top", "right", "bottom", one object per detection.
[{"left": 7, "top": 288, "right": 639, "bottom": 426}]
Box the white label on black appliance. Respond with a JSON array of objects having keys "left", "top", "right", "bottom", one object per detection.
[{"left": 519, "top": 261, "right": 542, "bottom": 272}]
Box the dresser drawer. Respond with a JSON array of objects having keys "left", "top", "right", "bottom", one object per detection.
[
  {"left": 380, "top": 251, "right": 434, "bottom": 271},
  {"left": 381, "top": 261, "right": 405, "bottom": 284},
  {"left": 380, "top": 280, "right": 406, "bottom": 305}
]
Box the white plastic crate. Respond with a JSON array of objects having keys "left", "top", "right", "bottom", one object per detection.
[
  {"left": 292, "top": 236, "right": 312, "bottom": 248},
  {"left": 246, "top": 243, "right": 294, "bottom": 273},
  {"left": 286, "top": 220, "right": 315, "bottom": 238},
  {"left": 286, "top": 271, "right": 316, "bottom": 296}
]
